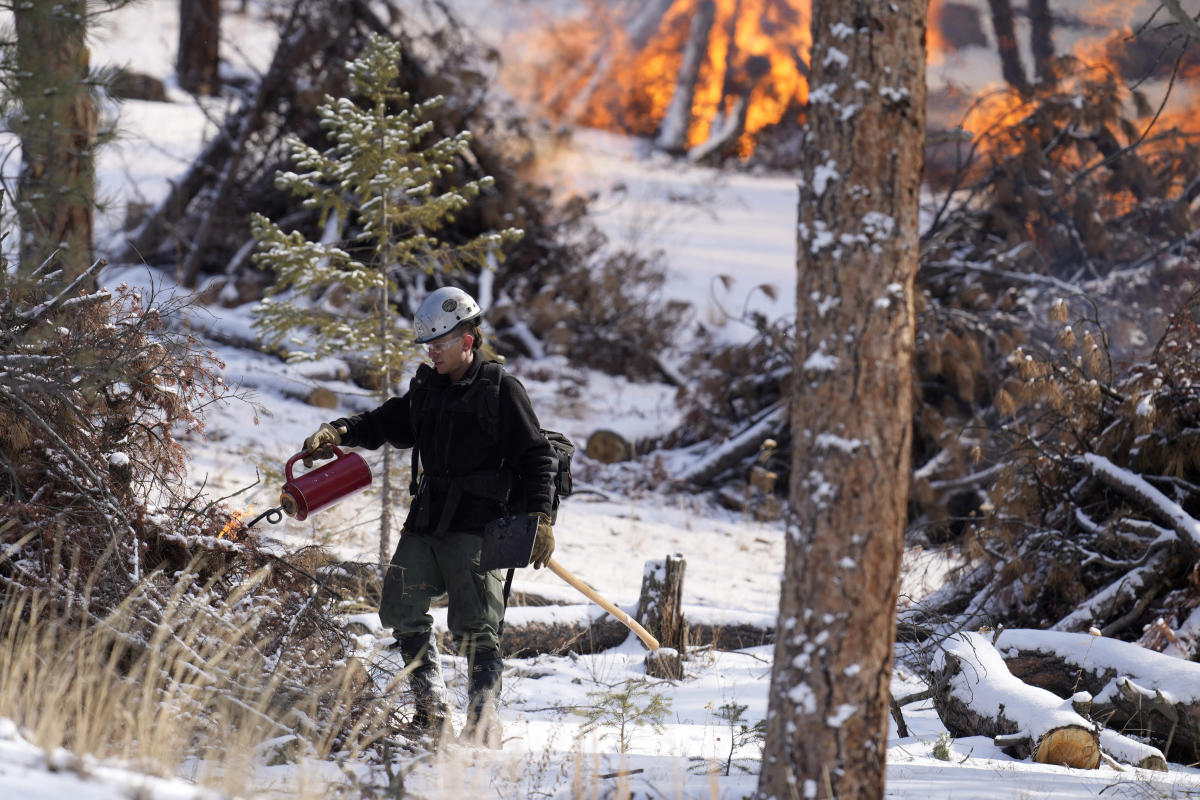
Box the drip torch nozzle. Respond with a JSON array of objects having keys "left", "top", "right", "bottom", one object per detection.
[{"left": 246, "top": 506, "right": 285, "bottom": 529}]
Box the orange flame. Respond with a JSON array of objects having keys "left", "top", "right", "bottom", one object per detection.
[
  {"left": 515, "top": 0, "right": 811, "bottom": 157},
  {"left": 218, "top": 509, "right": 246, "bottom": 541}
]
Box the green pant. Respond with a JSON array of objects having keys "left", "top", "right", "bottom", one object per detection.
[{"left": 379, "top": 529, "right": 506, "bottom": 660}]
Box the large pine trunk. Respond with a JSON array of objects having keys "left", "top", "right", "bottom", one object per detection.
[
  {"left": 758, "top": 1, "right": 927, "bottom": 798},
  {"left": 178, "top": 0, "right": 222, "bottom": 96},
  {"left": 14, "top": 1, "right": 95, "bottom": 283}
]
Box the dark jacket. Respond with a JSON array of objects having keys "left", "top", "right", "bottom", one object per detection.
[{"left": 334, "top": 357, "right": 556, "bottom": 536}]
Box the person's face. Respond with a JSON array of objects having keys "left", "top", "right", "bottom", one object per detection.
[{"left": 426, "top": 330, "right": 473, "bottom": 379}]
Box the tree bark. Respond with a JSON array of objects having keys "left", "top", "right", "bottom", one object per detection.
[
  {"left": 635, "top": 555, "right": 687, "bottom": 652},
  {"left": 758, "top": 1, "right": 926, "bottom": 798},
  {"left": 986, "top": 0, "right": 1031, "bottom": 96},
  {"left": 14, "top": 0, "right": 96, "bottom": 284},
  {"left": 178, "top": 0, "right": 222, "bottom": 96}
]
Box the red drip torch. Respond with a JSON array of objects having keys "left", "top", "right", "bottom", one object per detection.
[
  {"left": 241, "top": 446, "right": 372, "bottom": 531},
  {"left": 278, "top": 445, "right": 372, "bottom": 520}
]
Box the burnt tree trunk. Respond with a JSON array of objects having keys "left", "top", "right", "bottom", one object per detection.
[
  {"left": 1029, "top": 0, "right": 1056, "bottom": 86},
  {"left": 758, "top": 0, "right": 926, "bottom": 798},
  {"left": 986, "top": 0, "right": 1031, "bottom": 96},
  {"left": 657, "top": 0, "right": 716, "bottom": 154},
  {"left": 178, "top": 0, "right": 221, "bottom": 96},
  {"left": 14, "top": 0, "right": 96, "bottom": 284}
]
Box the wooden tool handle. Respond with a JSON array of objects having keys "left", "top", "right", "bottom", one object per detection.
[{"left": 547, "top": 559, "right": 660, "bottom": 651}]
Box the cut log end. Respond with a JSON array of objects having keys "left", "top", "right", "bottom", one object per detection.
[{"left": 1034, "top": 725, "right": 1101, "bottom": 769}]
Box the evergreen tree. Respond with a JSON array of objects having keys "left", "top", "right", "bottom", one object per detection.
[{"left": 252, "top": 32, "right": 522, "bottom": 572}]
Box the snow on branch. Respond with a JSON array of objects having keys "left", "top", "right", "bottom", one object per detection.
[
  {"left": 996, "top": 628, "right": 1200, "bottom": 705},
  {"left": 1050, "top": 550, "right": 1168, "bottom": 633},
  {"left": 1076, "top": 453, "right": 1200, "bottom": 553}
]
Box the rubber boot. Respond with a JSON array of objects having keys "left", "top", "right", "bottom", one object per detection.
[
  {"left": 397, "top": 631, "right": 452, "bottom": 741},
  {"left": 461, "top": 653, "right": 503, "bottom": 748}
]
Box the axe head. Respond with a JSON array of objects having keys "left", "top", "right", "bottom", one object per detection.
[{"left": 480, "top": 512, "right": 540, "bottom": 571}]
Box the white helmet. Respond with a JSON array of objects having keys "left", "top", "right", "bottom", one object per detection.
[{"left": 413, "top": 286, "right": 482, "bottom": 343}]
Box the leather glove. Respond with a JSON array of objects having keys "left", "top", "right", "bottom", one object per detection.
[
  {"left": 302, "top": 422, "right": 342, "bottom": 468},
  {"left": 529, "top": 512, "right": 555, "bottom": 569}
]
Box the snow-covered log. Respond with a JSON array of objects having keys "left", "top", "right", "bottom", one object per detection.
[
  {"left": 1099, "top": 727, "right": 1168, "bottom": 772},
  {"left": 1077, "top": 453, "right": 1200, "bottom": 554},
  {"left": 931, "top": 632, "right": 1101, "bottom": 768},
  {"left": 1050, "top": 550, "right": 1170, "bottom": 634},
  {"left": 997, "top": 628, "right": 1200, "bottom": 764},
  {"left": 676, "top": 402, "right": 785, "bottom": 487},
  {"left": 495, "top": 602, "right": 772, "bottom": 656}
]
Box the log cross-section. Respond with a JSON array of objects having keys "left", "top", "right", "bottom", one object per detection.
[{"left": 932, "top": 632, "right": 1101, "bottom": 769}]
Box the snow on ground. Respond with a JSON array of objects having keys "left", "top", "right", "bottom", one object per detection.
[{"left": 6, "top": 1, "right": 1200, "bottom": 798}]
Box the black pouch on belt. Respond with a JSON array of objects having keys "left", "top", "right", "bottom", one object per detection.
[{"left": 480, "top": 513, "right": 540, "bottom": 571}]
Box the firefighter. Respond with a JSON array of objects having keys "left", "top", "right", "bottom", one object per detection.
[{"left": 302, "top": 286, "right": 557, "bottom": 747}]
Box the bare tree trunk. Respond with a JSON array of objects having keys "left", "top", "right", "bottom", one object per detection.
[
  {"left": 178, "top": 0, "right": 222, "bottom": 96},
  {"left": 656, "top": 0, "right": 716, "bottom": 153},
  {"left": 758, "top": 0, "right": 926, "bottom": 798},
  {"left": 1029, "top": 0, "right": 1056, "bottom": 86},
  {"left": 14, "top": 0, "right": 95, "bottom": 284},
  {"left": 987, "top": 0, "right": 1031, "bottom": 96}
]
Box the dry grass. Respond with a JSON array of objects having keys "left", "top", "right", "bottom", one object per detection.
[
  {"left": 0, "top": 561, "right": 395, "bottom": 796},
  {"left": 0, "top": 561, "right": 738, "bottom": 798}
]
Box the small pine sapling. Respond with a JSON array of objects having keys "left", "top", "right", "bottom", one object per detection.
[
  {"left": 250, "top": 32, "right": 522, "bottom": 569},
  {"left": 714, "top": 701, "right": 766, "bottom": 775},
  {"left": 581, "top": 679, "right": 671, "bottom": 754}
]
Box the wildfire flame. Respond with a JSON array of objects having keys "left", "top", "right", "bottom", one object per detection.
[
  {"left": 218, "top": 509, "right": 246, "bottom": 541},
  {"left": 518, "top": 0, "right": 811, "bottom": 157},
  {"left": 516, "top": 0, "right": 1200, "bottom": 162}
]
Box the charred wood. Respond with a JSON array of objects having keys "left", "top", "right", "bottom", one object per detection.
[
  {"left": 635, "top": 554, "right": 687, "bottom": 653},
  {"left": 1029, "top": 0, "right": 1055, "bottom": 86},
  {"left": 986, "top": 0, "right": 1031, "bottom": 96}
]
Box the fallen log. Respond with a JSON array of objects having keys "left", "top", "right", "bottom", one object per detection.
[
  {"left": 676, "top": 401, "right": 785, "bottom": 487},
  {"left": 931, "top": 632, "right": 1101, "bottom": 768},
  {"left": 996, "top": 628, "right": 1200, "bottom": 765},
  {"left": 493, "top": 602, "right": 772, "bottom": 657}
]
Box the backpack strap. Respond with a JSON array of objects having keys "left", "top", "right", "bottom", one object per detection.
[{"left": 407, "top": 365, "right": 435, "bottom": 496}]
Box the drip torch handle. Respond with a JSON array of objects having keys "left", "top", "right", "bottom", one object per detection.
[{"left": 286, "top": 444, "right": 345, "bottom": 481}]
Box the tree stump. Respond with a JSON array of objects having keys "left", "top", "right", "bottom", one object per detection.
[{"left": 638, "top": 555, "right": 687, "bottom": 678}]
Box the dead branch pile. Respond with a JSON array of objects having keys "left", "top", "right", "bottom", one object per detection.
[
  {"left": 0, "top": 248, "right": 391, "bottom": 756},
  {"left": 901, "top": 59, "right": 1200, "bottom": 657}
]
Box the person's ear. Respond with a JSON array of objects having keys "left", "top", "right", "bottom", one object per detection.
[{"left": 462, "top": 333, "right": 474, "bottom": 351}]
